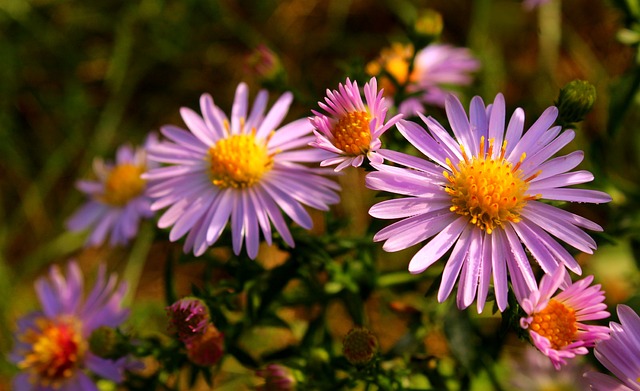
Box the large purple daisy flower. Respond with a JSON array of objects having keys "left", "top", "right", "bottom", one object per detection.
[
  {"left": 66, "top": 136, "right": 157, "bottom": 247},
  {"left": 583, "top": 305, "right": 640, "bottom": 390},
  {"left": 143, "top": 83, "right": 341, "bottom": 258},
  {"left": 10, "top": 261, "right": 130, "bottom": 390},
  {"left": 366, "top": 93, "right": 611, "bottom": 312}
]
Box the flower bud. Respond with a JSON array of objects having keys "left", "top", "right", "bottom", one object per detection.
[
  {"left": 555, "top": 80, "right": 597, "bottom": 126},
  {"left": 413, "top": 9, "right": 443, "bottom": 45},
  {"left": 342, "top": 327, "right": 378, "bottom": 366},
  {"left": 88, "top": 326, "right": 127, "bottom": 360},
  {"left": 256, "top": 363, "right": 295, "bottom": 391},
  {"left": 166, "top": 297, "right": 210, "bottom": 344},
  {"left": 186, "top": 323, "right": 224, "bottom": 367},
  {"left": 245, "top": 44, "right": 283, "bottom": 82}
]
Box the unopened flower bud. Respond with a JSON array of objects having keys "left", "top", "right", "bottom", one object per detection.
[
  {"left": 256, "top": 363, "right": 295, "bottom": 391},
  {"left": 166, "top": 297, "right": 210, "bottom": 343},
  {"left": 186, "top": 323, "right": 224, "bottom": 367},
  {"left": 555, "top": 80, "right": 597, "bottom": 126},
  {"left": 245, "top": 44, "right": 283, "bottom": 82},
  {"left": 342, "top": 327, "right": 378, "bottom": 366},
  {"left": 413, "top": 9, "right": 443, "bottom": 44},
  {"left": 88, "top": 326, "right": 127, "bottom": 360}
]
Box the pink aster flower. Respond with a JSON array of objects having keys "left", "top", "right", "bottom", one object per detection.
[
  {"left": 66, "top": 135, "right": 157, "bottom": 247},
  {"left": 519, "top": 267, "right": 610, "bottom": 369},
  {"left": 143, "top": 83, "right": 341, "bottom": 258},
  {"left": 366, "top": 93, "right": 611, "bottom": 312},
  {"left": 309, "top": 77, "right": 401, "bottom": 171},
  {"left": 583, "top": 305, "right": 640, "bottom": 391},
  {"left": 10, "top": 261, "right": 130, "bottom": 390}
]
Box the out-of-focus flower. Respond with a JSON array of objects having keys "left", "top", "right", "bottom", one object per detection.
[
  {"left": 366, "top": 93, "right": 611, "bottom": 312},
  {"left": 10, "top": 261, "right": 130, "bottom": 390},
  {"left": 583, "top": 305, "right": 640, "bottom": 390},
  {"left": 245, "top": 44, "right": 283, "bottom": 82},
  {"left": 523, "top": 0, "right": 552, "bottom": 10},
  {"left": 66, "top": 135, "right": 157, "bottom": 247},
  {"left": 166, "top": 297, "right": 210, "bottom": 343},
  {"left": 185, "top": 323, "right": 224, "bottom": 367},
  {"left": 506, "top": 345, "right": 591, "bottom": 391},
  {"left": 555, "top": 80, "right": 597, "bottom": 126},
  {"left": 256, "top": 363, "right": 296, "bottom": 391},
  {"left": 143, "top": 83, "right": 341, "bottom": 258},
  {"left": 366, "top": 43, "right": 480, "bottom": 117},
  {"left": 519, "top": 267, "right": 610, "bottom": 370},
  {"left": 309, "top": 77, "right": 401, "bottom": 170},
  {"left": 342, "top": 327, "right": 378, "bottom": 366}
]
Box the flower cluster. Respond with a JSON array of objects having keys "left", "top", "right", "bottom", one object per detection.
[{"left": 10, "top": 6, "right": 633, "bottom": 389}]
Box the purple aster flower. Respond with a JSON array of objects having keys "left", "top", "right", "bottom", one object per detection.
[
  {"left": 143, "top": 83, "right": 341, "bottom": 258},
  {"left": 309, "top": 77, "right": 402, "bottom": 171},
  {"left": 583, "top": 305, "right": 640, "bottom": 390},
  {"left": 166, "top": 297, "right": 210, "bottom": 343},
  {"left": 366, "top": 93, "right": 611, "bottom": 312},
  {"left": 10, "top": 261, "right": 130, "bottom": 390},
  {"left": 519, "top": 266, "right": 610, "bottom": 369},
  {"left": 366, "top": 43, "right": 479, "bottom": 117},
  {"left": 66, "top": 135, "right": 157, "bottom": 247},
  {"left": 401, "top": 44, "right": 480, "bottom": 115}
]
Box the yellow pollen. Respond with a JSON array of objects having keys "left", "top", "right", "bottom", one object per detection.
[
  {"left": 332, "top": 111, "right": 372, "bottom": 156},
  {"left": 444, "top": 137, "right": 540, "bottom": 234},
  {"left": 101, "top": 164, "right": 146, "bottom": 206},
  {"left": 18, "top": 317, "right": 86, "bottom": 388},
  {"left": 529, "top": 299, "right": 578, "bottom": 350},
  {"left": 208, "top": 132, "right": 274, "bottom": 189}
]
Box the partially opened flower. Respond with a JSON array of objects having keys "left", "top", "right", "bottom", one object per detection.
[
  {"left": 144, "top": 83, "right": 340, "bottom": 258},
  {"left": 166, "top": 297, "right": 210, "bottom": 344},
  {"left": 583, "top": 305, "right": 640, "bottom": 390},
  {"left": 367, "top": 93, "right": 611, "bottom": 312},
  {"left": 10, "top": 261, "right": 130, "bottom": 390},
  {"left": 66, "top": 135, "right": 157, "bottom": 247},
  {"left": 309, "top": 77, "right": 401, "bottom": 170},
  {"left": 519, "top": 267, "right": 610, "bottom": 370}
]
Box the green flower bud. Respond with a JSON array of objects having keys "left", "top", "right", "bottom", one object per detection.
[
  {"left": 342, "top": 327, "right": 378, "bottom": 366},
  {"left": 414, "top": 9, "right": 443, "bottom": 40},
  {"left": 555, "top": 80, "right": 597, "bottom": 126},
  {"left": 88, "top": 326, "right": 127, "bottom": 360}
]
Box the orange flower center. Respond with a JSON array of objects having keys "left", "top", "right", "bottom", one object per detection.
[
  {"left": 444, "top": 137, "right": 539, "bottom": 234},
  {"left": 101, "top": 164, "right": 146, "bottom": 206},
  {"left": 529, "top": 299, "right": 578, "bottom": 350},
  {"left": 208, "top": 133, "right": 274, "bottom": 189},
  {"left": 332, "top": 111, "right": 372, "bottom": 156},
  {"left": 18, "top": 317, "right": 86, "bottom": 388}
]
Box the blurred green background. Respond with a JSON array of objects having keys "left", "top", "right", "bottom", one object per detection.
[{"left": 1, "top": 0, "right": 639, "bottom": 389}]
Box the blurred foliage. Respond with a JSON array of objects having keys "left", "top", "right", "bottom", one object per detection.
[{"left": 1, "top": 0, "right": 640, "bottom": 390}]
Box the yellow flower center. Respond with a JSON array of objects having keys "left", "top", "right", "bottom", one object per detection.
[
  {"left": 529, "top": 299, "right": 578, "bottom": 350},
  {"left": 18, "top": 317, "right": 86, "bottom": 388},
  {"left": 444, "top": 137, "right": 539, "bottom": 234},
  {"left": 101, "top": 164, "right": 146, "bottom": 206},
  {"left": 332, "top": 111, "right": 372, "bottom": 156},
  {"left": 208, "top": 133, "right": 274, "bottom": 189}
]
